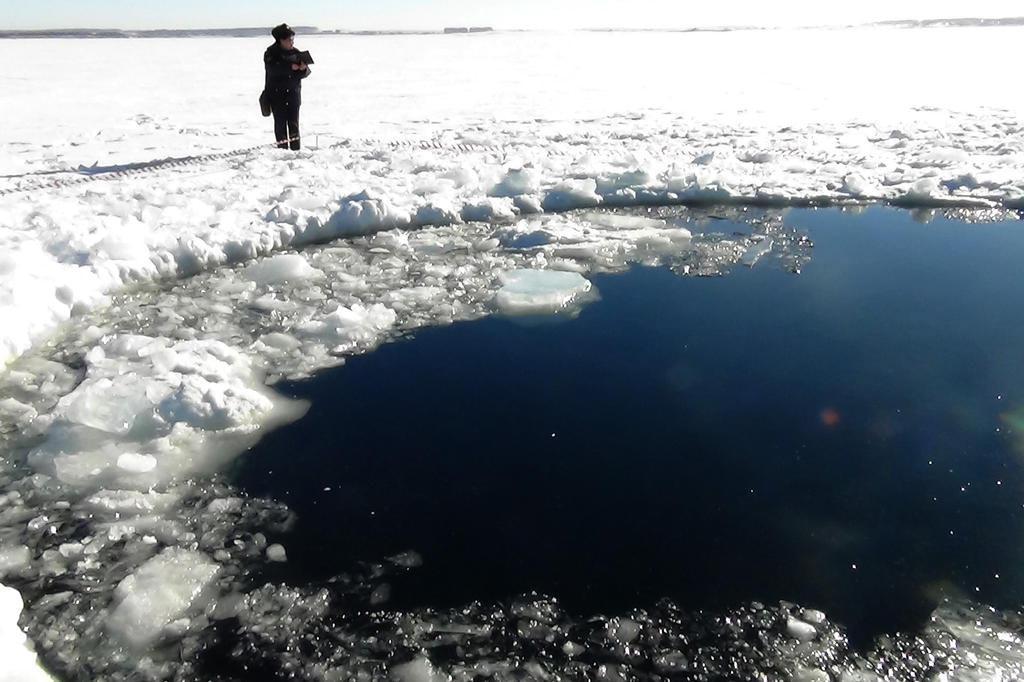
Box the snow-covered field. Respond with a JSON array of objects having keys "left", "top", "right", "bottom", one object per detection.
[
  {"left": 2, "top": 26, "right": 1024, "bottom": 680},
  {"left": 2, "top": 28, "right": 1024, "bottom": 369}
]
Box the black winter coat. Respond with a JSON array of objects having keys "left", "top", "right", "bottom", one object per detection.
[{"left": 264, "top": 43, "right": 311, "bottom": 105}]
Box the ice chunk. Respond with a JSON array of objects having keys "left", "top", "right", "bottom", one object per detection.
[
  {"left": 0, "top": 546, "right": 31, "bottom": 577},
  {"left": 116, "top": 453, "right": 157, "bottom": 474},
  {"left": 495, "top": 269, "right": 594, "bottom": 316},
  {"left": 793, "top": 668, "right": 830, "bottom": 682},
  {"left": 800, "top": 608, "right": 827, "bottom": 625},
  {"left": 841, "top": 174, "right": 878, "bottom": 198},
  {"left": 256, "top": 332, "right": 302, "bottom": 352},
  {"left": 741, "top": 238, "right": 774, "bottom": 267},
  {"left": 563, "top": 641, "right": 586, "bottom": 657},
  {"left": 298, "top": 304, "right": 397, "bottom": 350},
  {"left": 607, "top": 617, "right": 641, "bottom": 644},
  {"left": 389, "top": 551, "right": 424, "bottom": 568},
  {"left": 0, "top": 398, "right": 37, "bottom": 424},
  {"left": 514, "top": 195, "right": 544, "bottom": 214},
  {"left": 786, "top": 616, "right": 817, "bottom": 642},
  {"left": 901, "top": 177, "right": 945, "bottom": 203},
  {"left": 206, "top": 497, "right": 244, "bottom": 514},
  {"left": 266, "top": 544, "right": 287, "bottom": 563},
  {"left": 582, "top": 212, "right": 668, "bottom": 230},
  {"left": 84, "top": 489, "right": 180, "bottom": 516},
  {"left": 59, "top": 376, "right": 167, "bottom": 435},
  {"left": 0, "top": 585, "right": 53, "bottom": 682},
  {"left": 58, "top": 543, "right": 84, "bottom": 559},
  {"left": 157, "top": 374, "right": 275, "bottom": 432},
  {"left": 542, "top": 179, "right": 602, "bottom": 212},
  {"left": 415, "top": 203, "right": 462, "bottom": 226},
  {"left": 460, "top": 198, "right": 517, "bottom": 223},
  {"left": 251, "top": 295, "right": 300, "bottom": 313},
  {"left": 491, "top": 168, "right": 541, "bottom": 197},
  {"left": 653, "top": 651, "right": 689, "bottom": 673},
  {"left": 244, "top": 254, "right": 320, "bottom": 285},
  {"left": 52, "top": 447, "right": 120, "bottom": 487},
  {"left": 321, "top": 191, "right": 411, "bottom": 238},
  {"left": 107, "top": 548, "right": 220, "bottom": 648},
  {"left": 391, "top": 656, "right": 444, "bottom": 682}
]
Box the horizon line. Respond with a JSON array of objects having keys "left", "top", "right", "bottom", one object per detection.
[{"left": 2, "top": 16, "right": 1024, "bottom": 34}]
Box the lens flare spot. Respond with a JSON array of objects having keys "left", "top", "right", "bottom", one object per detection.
[{"left": 820, "top": 408, "right": 841, "bottom": 428}]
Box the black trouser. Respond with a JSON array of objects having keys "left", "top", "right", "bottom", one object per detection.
[{"left": 271, "top": 98, "right": 300, "bottom": 150}]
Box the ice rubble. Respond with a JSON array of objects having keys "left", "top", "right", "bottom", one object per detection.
[
  {"left": 0, "top": 205, "right": 1019, "bottom": 679},
  {"left": 190, "top": 577, "right": 1024, "bottom": 681},
  {"left": 28, "top": 334, "right": 306, "bottom": 491},
  {"left": 0, "top": 207, "right": 810, "bottom": 679},
  {"left": 3, "top": 108, "right": 1024, "bottom": 372},
  {"left": 32, "top": 208, "right": 802, "bottom": 383}
]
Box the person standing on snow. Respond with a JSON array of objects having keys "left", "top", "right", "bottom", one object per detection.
[{"left": 264, "top": 24, "right": 310, "bottom": 150}]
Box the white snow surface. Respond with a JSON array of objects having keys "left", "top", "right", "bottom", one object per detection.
[
  {"left": 0, "top": 586, "right": 52, "bottom": 682},
  {"left": 2, "top": 28, "right": 1024, "bottom": 369}
]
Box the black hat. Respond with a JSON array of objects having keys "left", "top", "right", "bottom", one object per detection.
[{"left": 272, "top": 24, "right": 295, "bottom": 40}]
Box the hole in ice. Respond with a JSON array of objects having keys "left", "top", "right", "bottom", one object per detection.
[
  {"left": 234, "top": 207, "right": 1024, "bottom": 653},
  {"left": 3, "top": 206, "right": 1024, "bottom": 680}
]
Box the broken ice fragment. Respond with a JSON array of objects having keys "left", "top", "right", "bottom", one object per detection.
[
  {"left": 494, "top": 269, "right": 594, "bottom": 316},
  {"left": 106, "top": 548, "right": 220, "bottom": 648},
  {"left": 786, "top": 616, "right": 817, "bottom": 642},
  {"left": 741, "top": 237, "right": 774, "bottom": 267}
]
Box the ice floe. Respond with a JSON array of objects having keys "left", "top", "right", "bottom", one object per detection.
[{"left": 495, "top": 269, "right": 595, "bottom": 315}]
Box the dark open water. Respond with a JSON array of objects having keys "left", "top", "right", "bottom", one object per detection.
[{"left": 235, "top": 207, "right": 1024, "bottom": 644}]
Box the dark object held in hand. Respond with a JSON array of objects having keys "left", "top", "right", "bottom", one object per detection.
[{"left": 287, "top": 50, "right": 314, "bottom": 65}]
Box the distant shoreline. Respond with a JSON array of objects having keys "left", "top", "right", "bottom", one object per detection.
[
  {"left": 1, "top": 18, "right": 1022, "bottom": 39},
  {"left": 0, "top": 26, "right": 495, "bottom": 39}
]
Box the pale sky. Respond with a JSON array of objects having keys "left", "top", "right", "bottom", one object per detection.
[{"left": 3, "top": 0, "right": 1022, "bottom": 31}]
